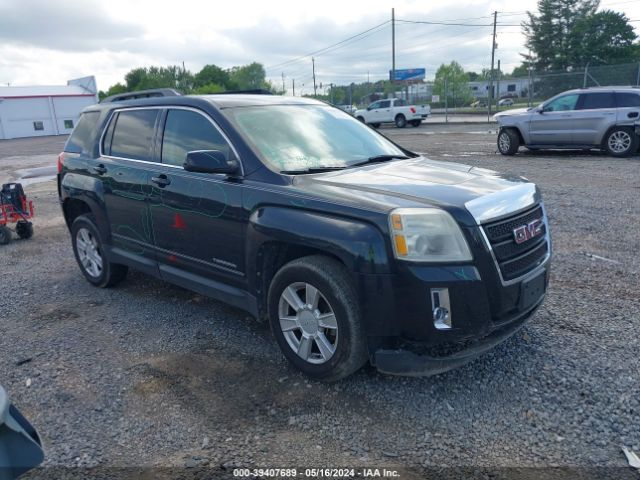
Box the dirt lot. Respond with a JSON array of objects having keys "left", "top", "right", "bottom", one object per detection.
[{"left": 1, "top": 127, "right": 639, "bottom": 479}]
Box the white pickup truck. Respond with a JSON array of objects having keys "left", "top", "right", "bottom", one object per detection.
[{"left": 355, "top": 98, "right": 430, "bottom": 128}]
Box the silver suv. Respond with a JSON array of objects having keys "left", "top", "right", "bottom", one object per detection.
[{"left": 495, "top": 87, "right": 640, "bottom": 157}]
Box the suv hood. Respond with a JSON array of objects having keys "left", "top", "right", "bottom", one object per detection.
[
  {"left": 293, "top": 157, "right": 536, "bottom": 225},
  {"left": 495, "top": 107, "right": 532, "bottom": 119}
]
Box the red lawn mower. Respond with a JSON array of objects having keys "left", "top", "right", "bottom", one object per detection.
[{"left": 0, "top": 183, "right": 34, "bottom": 245}]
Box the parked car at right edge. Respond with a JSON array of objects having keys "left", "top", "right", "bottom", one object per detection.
[
  {"left": 355, "top": 98, "right": 430, "bottom": 128},
  {"left": 495, "top": 87, "right": 640, "bottom": 157}
]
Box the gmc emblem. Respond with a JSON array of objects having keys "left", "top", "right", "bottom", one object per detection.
[{"left": 513, "top": 219, "right": 543, "bottom": 244}]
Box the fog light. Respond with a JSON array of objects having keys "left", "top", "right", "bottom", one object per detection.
[{"left": 431, "top": 288, "right": 452, "bottom": 330}]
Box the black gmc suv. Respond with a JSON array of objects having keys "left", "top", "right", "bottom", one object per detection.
[{"left": 58, "top": 92, "right": 551, "bottom": 381}]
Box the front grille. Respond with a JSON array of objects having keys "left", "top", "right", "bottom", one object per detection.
[{"left": 482, "top": 205, "right": 549, "bottom": 281}]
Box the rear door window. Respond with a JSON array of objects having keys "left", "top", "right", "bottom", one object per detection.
[
  {"left": 108, "top": 109, "right": 160, "bottom": 161},
  {"left": 615, "top": 92, "right": 640, "bottom": 108},
  {"left": 578, "top": 92, "right": 615, "bottom": 110},
  {"left": 379, "top": 100, "right": 391, "bottom": 108},
  {"left": 65, "top": 111, "right": 101, "bottom": 155},
  {"left": 161, "top": 109, "right": 230, "bottom": 167}
]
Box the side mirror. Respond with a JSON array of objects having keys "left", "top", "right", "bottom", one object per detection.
[
  {"left": 536, "top": 107, "right": 545, "bottom": 114},
  {"left": 184, "top": 150, "right": 240, "bottom": 175},
  {"left": 366, "top": 106, "right": 372, "bottom": 111}
]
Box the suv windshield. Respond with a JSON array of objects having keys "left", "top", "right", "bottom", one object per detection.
[{"left": 226, "top": 105, "right": 407, "bottom": 172}]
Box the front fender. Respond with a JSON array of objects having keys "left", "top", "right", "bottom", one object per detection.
[{"left": 246, "top": 206, "right": 391, "bottom": 286}]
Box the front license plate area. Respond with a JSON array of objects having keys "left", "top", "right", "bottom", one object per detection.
[{"left": 519, "top": 271, "right": 546, "bottom": 310}]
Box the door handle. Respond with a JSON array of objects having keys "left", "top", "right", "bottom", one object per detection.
[
  {"left": 93, "top": 164, "right": 107, "bottom": 175},
  {"left": 151, "top": 175, "right": 171, "bottom": 187},
  {"left": 628, "top": 111, "right": 639, "bottom": 119}
]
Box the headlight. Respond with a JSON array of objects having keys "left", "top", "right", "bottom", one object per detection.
[{"left": 389, "top": 208, "right": 472, "bottom": 262}]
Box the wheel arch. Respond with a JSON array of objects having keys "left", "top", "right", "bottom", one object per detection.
[
  {"left": 246, "top": 206, "right": 391, "bottom": 321},
  {"left": 500, "top": 126, "right": 525, "bottom": 145}
]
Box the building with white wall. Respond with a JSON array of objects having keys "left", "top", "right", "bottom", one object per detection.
[{"left": 0, "top": 76, "right": 98, "bottom": 140}]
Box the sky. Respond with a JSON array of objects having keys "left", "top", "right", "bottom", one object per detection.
[{"left": 0, "top": 0, "right": 638, "bottom": 96}]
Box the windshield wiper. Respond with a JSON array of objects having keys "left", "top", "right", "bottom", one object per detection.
[
  {"left": 280, "top": 166, "right": 348, "bottom": 175},
  {"left": 350, "top": 154, "right": 409, "bottom": 167}
]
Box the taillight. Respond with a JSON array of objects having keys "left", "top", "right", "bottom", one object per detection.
[
  {"left": 410, "top": 107, "right": 416, "bottom": 114},
  {"left": 57, "top": 152, "right": 65, "bottom": 173}
]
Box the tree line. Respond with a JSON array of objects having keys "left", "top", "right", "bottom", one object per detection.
[{"left": 99, "top": 62, "right": 274, "bottom": 100}]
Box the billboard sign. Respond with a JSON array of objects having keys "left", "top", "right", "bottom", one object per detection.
[{"left": 389, "top": 68, "right": 426, "bottom": 82}]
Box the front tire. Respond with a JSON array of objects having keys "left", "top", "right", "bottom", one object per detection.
[
  {"left": 0, "top": 225, "right": 11, "bottom": 245},
  {"left": 16, "top": 220, "right": 33, "bottom": 239},
  {"left": 356, "top": 116, "right": 365, "bottom": 123},
  {"left": 268, "top": 255, "right": 368, "bottom": 382},
  {"left": 604, "top": 127, "right": 638, "bottom": 157},
  {"left": 71, "top": 214, "right": 127, "bottom": 288},
  {"left": 497, "top": 128, "right": 520, "bottom": 155},
  {"left": 395, "top": 114, "right": 407, "bottom": 128}
]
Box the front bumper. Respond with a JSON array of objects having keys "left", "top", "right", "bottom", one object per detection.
[
  {"left": 358, "top": 241, "right": 550, "bottom": 376},
  {"left": 373, "top": 295, "right": 542, "bottom": 376}
]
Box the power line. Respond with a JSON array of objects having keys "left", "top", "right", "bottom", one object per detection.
[{"left": 265, "top": 20, "right": 390, "bottom": 71}]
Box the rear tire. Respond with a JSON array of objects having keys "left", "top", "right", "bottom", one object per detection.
[
  {"left": 410, "top": 120, "right": 421, "bottom": 127},
  {"left": 16, "top": 220, "right": 33, "bottom": 240},
  {"left": 604, "top": 127, "right": 638, "bottom": 157},
  {"left": 395, "top": 114, "right": 407, "bottom": 128},
  {"left": 0, "top": 225, "right": 11, "bottom": 245},
  {"left": 497, "top": 128, "right": 520, "bottom": 155},
  {"left": 268, "top": 255, "right": 368, "bottom": 382},
  {"left": 71, "top": 214, "right": 127, "bottom": 288}
]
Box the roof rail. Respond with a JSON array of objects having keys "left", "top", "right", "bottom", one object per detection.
[
  {"left": 101, "top": 88, "right": 182, "bottom": 103},
  {"left": 213, "top": 89, "right": 274, "bottom": 95}
]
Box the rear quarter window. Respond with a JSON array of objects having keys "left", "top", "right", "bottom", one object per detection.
[
  {"left": 64, "top": 111, "right": 101, "bottom": 155},
  {"left": 578, "top": 92, "right": 615, "bottom": 110},
  {"left": 616, "top": 92, "right": 640, "bottom": 108}
]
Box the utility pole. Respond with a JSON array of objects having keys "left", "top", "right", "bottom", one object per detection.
[
  {"left": 528, "top": 50, "right": 533, "bottom": 107},
  {"left": 444, "top": 76, "right": 448, "bottom": 123},
  {"left": 281, "top": 72, "right": 285, "bottom": 94},
  {"left": 391, "top": 8, "right": 396, "bottom": 86},
  {"left": 488, "top": 10, "right": 497, "bottom": 122},
  {"left": 292, "top": 78, "right": 295, "bottom": 96},
  {"left": 312, "top": 57, "right": 317, "bottom": 97},
  {"left": 330, "top": 83, "right": 334, "bottom": 104},
  {"left": 496, "top": 59, "right": 501, "bottom": 108}
]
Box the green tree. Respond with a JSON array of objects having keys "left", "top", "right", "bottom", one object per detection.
[
  {"left": 228, "top": 62, "right": 269, "bottom": 90},
  {"left": 194, "top": 64, "right": 232, "bottom": 89},
  {"left": 124, "top": 66, "right": 194, "bottom": 92},
  {"left": 510, "top": 64, "right": 531, "bottom": 78},
  {"left": 98, "top": 82, "right": 127, "bottom": 101},
  {"left": 568, "top": 10, "right": 639, "bottom": 66},
  {"left": 192, "top": 83, "right": 226, "bottom": 94},
  {"left": 433, "top": 61, "right": 471, "bottom": 106},
  {"left": 523, "top": 0, "right": 599, "bottom": 71}
]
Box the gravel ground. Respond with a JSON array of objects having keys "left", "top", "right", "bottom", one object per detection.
[{"left": 1, "top": 128, "right": 639, "bottom": 479}]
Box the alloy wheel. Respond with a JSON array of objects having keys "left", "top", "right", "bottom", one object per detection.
[
  {"left": 278, "top": 282, "right": 338, "bottom": 364},
  {"left": 608, "top": 131, "right": 631, "bottom": 153},
  {"left": 76, "top": 227, "right": 103, "bottom": 278},
  {"left": 499, "top": 132, "right": 511, "bottom": 152}
]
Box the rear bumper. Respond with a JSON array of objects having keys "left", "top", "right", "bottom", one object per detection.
[{"left": 373, "top": 297, "right": 541, "bottom": 376}]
